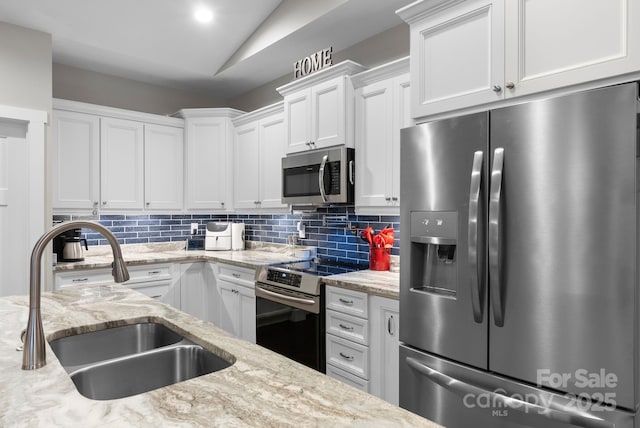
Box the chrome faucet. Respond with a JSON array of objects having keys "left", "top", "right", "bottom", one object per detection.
[{"left": 21, "top": 221, "right": 130, "bottom": 370}]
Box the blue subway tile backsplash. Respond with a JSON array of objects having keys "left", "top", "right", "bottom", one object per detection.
[{"left": 79, "top": 206, "right": 401, "bottom": 265}]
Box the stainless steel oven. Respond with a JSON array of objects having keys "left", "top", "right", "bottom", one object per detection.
[
  {"left": 255, "top": 259, "right": 368, "bottom": 373},
  {"left": 281, "top": 146, "right": 354, "bottom": 205}
]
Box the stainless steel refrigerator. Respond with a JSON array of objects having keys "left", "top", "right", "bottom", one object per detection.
[{"left": 399, "top": 83, "right": 640, "bottom": 428}]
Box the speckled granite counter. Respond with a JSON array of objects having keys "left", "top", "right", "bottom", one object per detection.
[
  {"left": 0, "top": 286, "right": 437, "bottom": 427},
  {"left": 52, "top": 242, "right": 307, "bottom": 272},
  {"left": 322, "top": 270, "right": 400, "bottom": 299}
]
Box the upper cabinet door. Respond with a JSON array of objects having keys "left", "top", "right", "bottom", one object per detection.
[
  {"left": 233, "top": 121, "right": 260, "bottom": 210},
  {"left": 259, "top": 112, "right": 286, "bottom": 209},
  {"left": 51, "top": 110, "right": 100, "bottom": 211},
  {"left": 311, "top": 76, "right": 347, "bottom": 149},
  {"left": 184, "top": 117, "right": 230, "bottom": 210},
  {"left": 355, "top": 79, "right": 394, "bottom": 207},
  {"left": 392, "top": 74, "right": 411, "bottom": 203},
  {"left": 504, "top": 0, "right": 640, "bottom": 97},
  {"left": 144, "top": 124, "right": 183, "bottom": 211},
  {"left": 406, "top": 0, "right": 505, "bottom": 118},
  {"left": 100, "top": 117, "right": 144, "bottom": 210},
  {"left": 284, "top": 89, "right": 311, "bottom": 154}
]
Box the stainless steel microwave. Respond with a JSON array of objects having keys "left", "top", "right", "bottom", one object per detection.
[{"left": 281, "top": 146, "right": 354, "bottom": 205}]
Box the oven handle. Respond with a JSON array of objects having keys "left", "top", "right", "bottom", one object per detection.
[{"left": 255, "top": 284, "right": 316, "bottom": 305}]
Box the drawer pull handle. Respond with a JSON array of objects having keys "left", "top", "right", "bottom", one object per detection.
[
  {"left": 232, "top": 273, "right": 241, "bottom": 278},
  {"left": 339, "top": 352, "right": 354, "bottom": 361},
  {"left": 72, "top": 278, "right": 89, "bottom": 283},
  {"left": 338, "top": 298, "right": 354, "bottom": 305},
  {"left": 148, "top": 271, "right": 161, "bottom": 275},
  {"left": 150, "top": 295, "right": 162, "bottom": 299},
  {"left": 338, "top": 323, "right": 354, "bottom": 331}
]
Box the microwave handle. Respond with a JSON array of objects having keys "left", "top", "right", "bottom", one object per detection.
[
  {"left": 349, "top": 160, "right": 354, "bottom": 185},
  {"left": 319, "top": 154, "right": 329, "bottom": 203}
]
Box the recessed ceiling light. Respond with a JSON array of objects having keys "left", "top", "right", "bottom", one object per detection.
[{"left": 194, "top": 7, "right": 213, "bottom": 23}]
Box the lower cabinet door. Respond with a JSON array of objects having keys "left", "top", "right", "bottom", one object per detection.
[{"left": 327, "top": 364, "right": 369, "bottom": 392}]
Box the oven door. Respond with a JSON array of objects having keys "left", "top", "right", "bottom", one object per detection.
[{"left": 255, "top": 283, "right": 325, "bottom": 373}]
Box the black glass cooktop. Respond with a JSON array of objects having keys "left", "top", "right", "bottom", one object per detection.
[{"left": 273, "top": 258, "right": 369, "bottom": 277}]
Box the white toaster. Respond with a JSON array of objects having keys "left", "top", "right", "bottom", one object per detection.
[{"left": 205, "top": 222, "right": 232, "bottom": 251}]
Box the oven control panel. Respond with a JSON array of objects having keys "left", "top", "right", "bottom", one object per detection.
[{"left": 266, "top": 269, "right": 302, "bottom": 288}]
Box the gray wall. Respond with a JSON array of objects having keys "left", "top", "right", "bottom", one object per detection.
[
  {"left": 227, "top": 24, "right": 409, "bottom": 112},
  {"left": 53, "top": 63, "right": 226, "bottom": 116},
  {"left": 0, "top": 22, "right": 52, "bottom": 114}
]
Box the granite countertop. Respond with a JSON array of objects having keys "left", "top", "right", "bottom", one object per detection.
[
  {"left": 52, "top": 242, "right": 401, "bottom": 298},
  {"left": 0, "top": 286, "right": 438, "bottom": 427},
  {"left": 322, "top": 270, "right": 400, "bottom": 299},
  {"left": 52, "top": 242, "right": 305, "bottom": 272}
]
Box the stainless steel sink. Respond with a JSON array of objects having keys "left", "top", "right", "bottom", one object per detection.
[
  {"left": 50, "top": 322, "right": 183, "bottom": 372},
  {"left": 49, "top": 322, "right": 233, "bottom": 400},
  {"left": 70, "top": 343, "right": 232, "bottom": 400}
]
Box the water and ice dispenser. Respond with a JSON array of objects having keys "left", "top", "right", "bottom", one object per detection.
[{"left": 409, "top": 211, "right": 458, "bottom": 298}]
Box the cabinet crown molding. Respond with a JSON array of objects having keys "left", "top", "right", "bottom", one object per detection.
[
  {"left": 232, "top": 101, "right": 284, "bottom": 127},
  {"left": 53, "top": 98, "right": 184, "bottom": 127},
  {"left": 351, "top": 57, "right": 410, "bottom": 89},
  {"left": 276, "top": 60, "right": 367, "bottom": 96},
  {"left": 396, "top": 0, "right": 466, "bottom": 24},
  {"left": 174, "top": 108, "right": 245, "bottom": 120}
]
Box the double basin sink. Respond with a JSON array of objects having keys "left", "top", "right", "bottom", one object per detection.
[{"left": 49, "top": 322, "right": 233, "bottom": 400}]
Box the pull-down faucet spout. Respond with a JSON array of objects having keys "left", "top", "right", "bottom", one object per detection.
[{"left": 21, "top": 221, "right": 129, "bottom": 370}]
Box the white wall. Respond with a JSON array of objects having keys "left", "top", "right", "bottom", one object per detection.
[
  {"left": 227, "top": 24, "right": 409, "bottom": 112},
  {"left": 0, "top": 22, "right": 52, "bottom": 114},
  {"left": 53, "top": 63, "right": 226, "bottom": 116}
]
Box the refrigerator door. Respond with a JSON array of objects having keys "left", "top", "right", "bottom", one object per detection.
[
  {"left": 400, "top": 345, "right": 636, "bottom": 428},
  {"left": 488, "top": 83, "right": 638, "bottom": 409},
  {"left": 400, "top": 112, "right": 489, "bottom": 369}
]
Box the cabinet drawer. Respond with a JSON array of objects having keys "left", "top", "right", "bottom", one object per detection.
[
  {"left": 217, "top": 264, "right": 255, "bottom": 288},
  {"left": 129, "top": 282, "right": 170, "bottom": 301},
  {"left": 326, "top": 286, "right": 368, "bottom": 318},
  {"left": 55, "top": 268, "right": 112, "bottom": 289},
  {"left": 326, "top": 309, "right": 368, "bottom": 345},
  {"left": 125, "top": 264, "right": 172, "bottom": 284},
  {"left": 326, "top": 334, "right": 369, "bottom": 379},
  {"left": 327, "top": 364, "right": 369, "bottom": 392}
]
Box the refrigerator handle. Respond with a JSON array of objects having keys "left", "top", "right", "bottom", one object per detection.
[
  {"left": 489, "top": 148, "right": 505, "bottom": 327},
  {"left": 406, "top": 357, "right": 613, "bottom": 428},
  {"left": 468, "top": 151, "right": 484, "bottom": 323}
]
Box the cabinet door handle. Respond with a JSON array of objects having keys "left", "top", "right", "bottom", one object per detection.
[
  {"left": 388, "top": 315, "right": 395, "bottom": 336},
  {"left": 72, "top": 278, "right": 89, "bottom": 283},
  {"left": 385, "top": 197, "right": 391, "bottom": 202},
  {"left": 391, "top": 196, "right": 398, "bottom": 202},
  {"left": 492, "top": 85, "right": 502, "bottom": 93},
  {"left": 338, "top": 298, "right": 354, "bottom": 305},
  {"left": 505, "top": 81, "right": 515, "bottom": 90},
  {"left": 338, "top": 323, "right": 354, "bottom": 331},
  {"left": 339, "top": 352, "right": 354, "bottom": 361},
  {"left": 231, "top": 273, "right": 241, "bottom": 278},
  {"left": 102, "top": 201, "right": 107, "bottom": 205}
]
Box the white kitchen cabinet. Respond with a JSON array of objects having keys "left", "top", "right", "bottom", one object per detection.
[
  {"left": 177, "top": 109, "right": 243, "bottom": 211},
  {"left": 369, "top": 295, "right": 399, "bottom": 405},
  {"left": 54, "top": 263, "right": 180, "bottom": 308},
  {"left": 353, "top": 59, "right": 410, "bottom": 213},
  {"left": 51, "top": 110, "right": 100, "bottom": 212},
  {"left": 503, "top": 0, "right": 640, "bottom": 98},
  {"left": 144, "top": 124, "right": 183, "bottom": 211},
  {"left": 325, "top": 286, "right": 370, "bottom": 391},
  {"left": 397, "top": 0, "right": 640, "bottom": 119},
  {"left": 233, "top": 103, "right": 287, "bottom": 211},
  {"left": 214, "top": 263, "right": 256, "bottom": 343},
  {"left": 398, "top": 0, "right": 504, "bottom": 118},
  {"left": 179, "top": 262, "right": 207, "bottom": 320},
  {"left": 278, "top": 61, "right": 366, "bottom": 154},
  {"left": 100, "top": 117, "right": 144, "bottom": 210}
]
